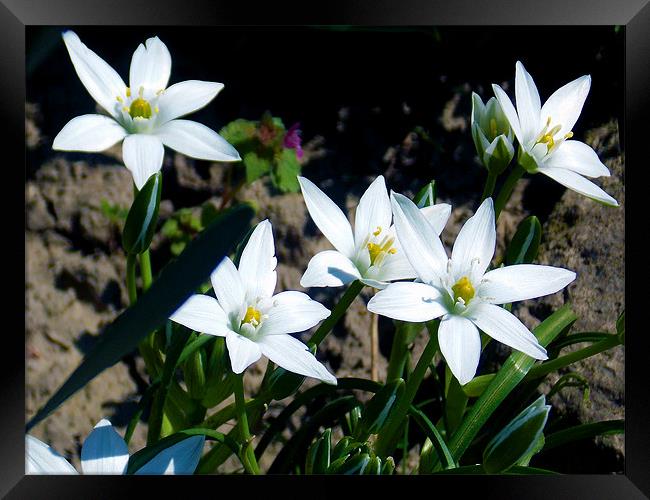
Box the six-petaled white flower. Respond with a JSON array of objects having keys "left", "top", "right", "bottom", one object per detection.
[
  {"left": 298, "top": 175, "right": 452, "bottom": 290},
  {"left": 170, "top": 220, "right": 336, "bottom": 384},
  {"left": 368, "top": 194, "right": 576, "bottom": 385},
  {"left": 52, "top": 31, "right": 240, "bottom": 190},
  {"left": 26, "top": 419, "right": 205, "bottom": 475},
  {"left": 492, "top": 61, "right": 618, "bottom": 206}
]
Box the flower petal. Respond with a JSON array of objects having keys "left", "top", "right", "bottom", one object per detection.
[
  {"left": 371, "top": 250, "right": 417, "bottom": 283},
  {"left": 367, "top": 282, "right": 447, "bottom": 322},
  {"left": 62, "top": 31, "right": 126, "bottom": 119},
  {"left": 258, "top": 291, "right": 330, "bottom": 336},
  {"left": 300, "top": 250, "right": 361, "bottom": 288},
  {"left": 134, "top": 435, "right": 205, "bottom": 475},
  {"left": 492, "top": 84, "right": 524, "bottom": 145},
  {"left": 540, "top": 75, "right": 591, "bottom": 138},
  {"left": 226, "top": 331, "right": 262, "bottom": 374},
  {"left": 438, "top": 314, "right": 481, "bottom": 385},
  {"left": 154, "top": 119, "right": 241, "bottom": 162},
  {"left": 298, "top": 176, "right": 356, "bottom": 258},
  {"left": 156, "top": 80, "right": 224, "bottom": 125},
  {"left": 515, "top": 61, "right": 541, "bottom": 142},
  {"left": 419, "top": 203, "right": 452, "bottom": 235},
  {"left": 538, "top": 166, "right": 618, "bottom": 207},
  {"left": 238, "top": 220, "right": 277, "bottom": 301},
  {"left": 390, "top": 192, "right": 449, "bottom": 284},
  {"left": 170, "top": 295, "right": 230, "bottom": 337},
  {"left": 451, "top": 198, "right": 496, "bottom": 282},
  {"left": 210, "top": 256, "right": 245, "bottom": 319},
  {"left": 122, "top": 134, "right": 164, "bottom": 190},
  {"left": 26, "top": 435, "right": 78, "bottom": 474},
  {"left": 258, "top": 334, "right": 337, "bottom": 384},
  {"left": 80, "top": 419, "right": 129, "bottom": 475},
  {"left": 129, "top": 36, "right": 172, "bottom": 92},
  {"left": 479, "top": 264, "right": 576, "bottom": 305},
  {"left": 354, "top": 176, "right": 392, "bottom": 247},
  {"left": 468, "top": 303, "right": 548, "bottom": 360},
  {"left": 545, "top": 140, "right": 610, "bottom": 178},
  {"left": 52, "top": 114, "right": 127, "bottom": 152}
]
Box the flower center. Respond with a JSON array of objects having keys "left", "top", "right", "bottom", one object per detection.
[
  {"left": 452, "top": 276, "right": 475, "bottom": 304},
  {"left": 366, "top": 226, "right": 397, "bottom": 266},
  {"left": 129, "top": 97, "right": 152, "bottom": 119},
  {"left": 242, "top": 306, "right": 262, "bottom": 327},
  {"left": 534, "top": 117, "right": 573, "bottom": 155}
]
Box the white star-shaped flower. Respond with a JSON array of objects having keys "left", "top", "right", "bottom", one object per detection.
[
  {"left": 298, "top": 175, "right": 451, "bottom": 290},
  {"left": 170, "top": 220, "right": 336, "bottom": 384},
  {"left": 52, "top": 31, "right": 240, "bottom": 189},
  {"left": 368, "top": 194, "right": 576, "bottom": 385},
  {"left": 492, "top": 61, "right": 617, "bottom": 206},
  {"left": 26, "top": 419, "right": 205, "bottom": 475}
]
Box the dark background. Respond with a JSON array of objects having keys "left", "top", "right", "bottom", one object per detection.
[{"left": 26, "top": 26, "right": 623, "bottom": 215}]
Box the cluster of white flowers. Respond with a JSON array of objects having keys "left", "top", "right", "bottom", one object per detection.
[{"left": 33, "top": 33, "right": 618, "bottom": 475}]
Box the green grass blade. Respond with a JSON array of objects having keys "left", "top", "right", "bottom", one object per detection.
[
  {"left": 409, "top": 405, "right": 456, "bottom": 470},
  {"left": 543, "top": 420, "right": 624, "bottom": 452},
  {"left": 26, "top": 205, "right": 254, "bottom": 431},
  {"left": 444, "top": 305, "right": 576, "bottom": 465}
]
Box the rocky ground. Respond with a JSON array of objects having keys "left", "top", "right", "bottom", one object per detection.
[{"left": 25, "top": 92, "right": 624, "bottom": 473}]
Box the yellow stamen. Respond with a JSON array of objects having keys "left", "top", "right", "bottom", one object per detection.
[
  {"left": 126, "top": 87, "right": 131, "bottom": 97},
  {"left": 373, "top": 226, "right": 382, "bottom": 236},
  {"left": 388, "top": 248, "right": 397, "bottom": 255},
  {"left": 154, "top": 106, "right": 160, "bottom": 114},
  {"left": 452, "top": 276, "right": 475, "bottom": 304},
  {"left": 564, "top": 131, "right": 573, "bottom": 139},
  {"left": 242, "top": 306, "right": 261, "bottom": 326},
  {"left": 139, "top": 86, "right": 144, "bottom": 98},
  {"left": 116, "top": 96, "right": 123, "bottom": 103},
  {"left": 367, "top": 243, "right": 382, "bottom": 263}
]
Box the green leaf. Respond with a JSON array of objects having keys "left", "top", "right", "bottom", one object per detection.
[
  {"left": 243, "top": 151, "right": 272, "bottom": 184},
  {"left": 272, "top": 148, "right": 301, "bottom": 192},
  {"left": 413, "top": 180, "right": 437, "bottom": 208},
  {"left": 505, "top": 215, "right": 542, "bottom": 266},
  {"left": 543, "top": 420, "right": 624, "bottom": 452},
  {"left": 305, "top": 428, "right": 332, "bottom": 474},
  {"left": 380, "top": 456, "right": 395, "bottom": 475},
  {"left": 441, "top": 305, "right": 576, "bottom": 467},
  {"left": 432, "top": 464, "right": 557, "bottom": 475},
  {"left": 354, "top": 378, "right": 405, "bottom": 441},
  {"left": 183, "top": 347, "right": 207, "bottom": 401},
  {"left": 122, "top": 172, "right": 162, "bottom": 255},
  {"left": 482, "top": 395, "right": 551, "bottom": 473},
  {"left": 409, "top": 405, "right": 456, "bottom": 470},
  {"left": 333, "top": 453, "right": 370, "bottom": 475},
  {"left": 616, "top": 310, "right": 625, "bottom": 343},
  {"left": 364, "top": 455, "right": 382, "bottom": 475},
  {"left": 26, "top": 204, "right": 254, "bottom": 432},
  {"left": 219, "top": 118, "right": 257, "bottom": 146}
]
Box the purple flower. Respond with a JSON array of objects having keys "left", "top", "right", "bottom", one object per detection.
[{"left": 284, "top": 122, "right": 303, "bottom": 159}]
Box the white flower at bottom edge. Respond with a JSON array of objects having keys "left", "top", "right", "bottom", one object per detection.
[
  {"left": 492, "top": 60, "right": 618, "bottom": 207},
  {"left": 367, "top": 194, "right": 576, "bottom": 386},
  {"left": 52, "top": 31, "right": 240, "bottom": 190},
  {"left": 169, "top": 219, "right": 337, "bottom": 384},
  {"left": 26, "top": 419, "right": 205, "bottom": 475},
  {"left": 298, "top": 175, "right": 452, "bottom": 290}
]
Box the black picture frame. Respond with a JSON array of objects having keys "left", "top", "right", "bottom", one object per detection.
[{"left": 6, "top": 0, "right": 648, "bottom": 498}]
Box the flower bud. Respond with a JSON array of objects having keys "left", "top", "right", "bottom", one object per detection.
[{"left": 471, "top": 93, "right": 515, "bottom": 174}]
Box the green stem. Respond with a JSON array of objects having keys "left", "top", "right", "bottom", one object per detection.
[
  {"left": 481, "top": 170, "right": 498, "bottom": 202},
  {"left": 140, "top": 250, "right": 153, "bottom": 291},
  {"left": 385, "top": 323, "right": 410, "bottom": 383},
  {"left": 375, "top": 320, "right": 440, "bottom": 457},
  {"left": 493, "top": 164, "right": 525, "bottom": 219},
  {"left": 234, "top": 373, "right": 260, "bottom": 474},
  {"left": 527, "top": 335, "right": 621, "bottom": 380},
  {"left": 308, "top": 280, "right": 364, "bottom": 347},
  {"left": 126, "top": 253, "right": 138, "bottom": 304}
]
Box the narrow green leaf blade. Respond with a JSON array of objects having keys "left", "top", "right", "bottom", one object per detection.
[
  {"left": 122, "top": 172, "right": 162, "bottom": 255},
  {"left": 505, "top": 215, "right": 542, "bottom": 266}
]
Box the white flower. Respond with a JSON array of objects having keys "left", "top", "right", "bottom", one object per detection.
[
  {"left": 169, "top": 220, "right": 336, "bottom": 384},
  {"left": 368, "top": 194, "right": 576, "bottom": 385},
  {"left": 298, "top": 175, "right": 451, "bottom": 290},
  {"left": 52, "top": 31, "right": 240, "bottom": 190},
  {"left": 26, "top": 419, "right": 205, "bottom": 475},
  {"left": 492, "top": 61, "right": 617, "bottom": 207}
]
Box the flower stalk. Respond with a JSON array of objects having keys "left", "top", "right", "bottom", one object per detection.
[
  {"left": 234, "top": 372, "right": 260, "bottom": 474},
  {"left": 494, "top": 164, "right": 525, "bottom": 219}
]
